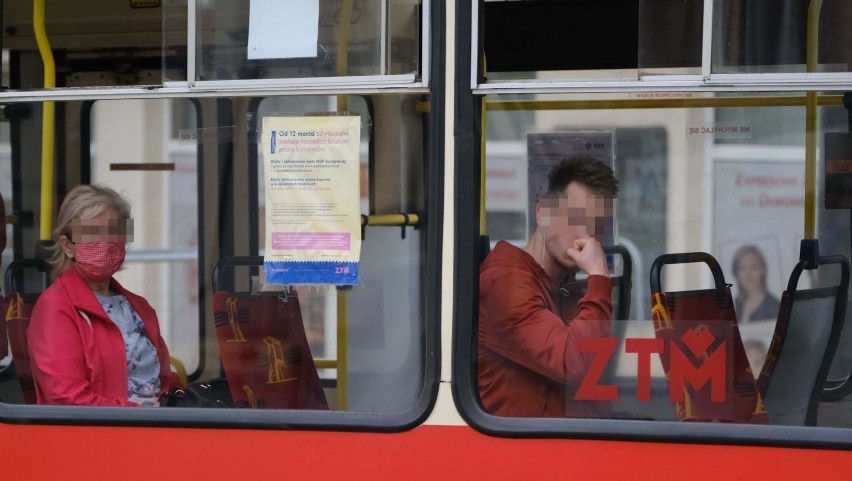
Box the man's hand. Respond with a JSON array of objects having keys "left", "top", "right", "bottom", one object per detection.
[{"left": 566, "top": 236, "right": 609, "bottom": 277}]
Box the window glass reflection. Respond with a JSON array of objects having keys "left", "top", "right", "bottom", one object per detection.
[
  {"left": 479, "top": 93, "right": 852, "bottom": 427},
  {"left": 713, "top": 0, "right": 852, "bottom": 74},
  {"left": 196, "top": 0, "right": 421, "bottom": 82}
]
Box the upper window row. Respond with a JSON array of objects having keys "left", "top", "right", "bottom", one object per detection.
[
  {"left": 1, "top": 0, "right": 423, "bottom": 89},
  {"left": 480, "top": 0, "right": 852, "bottom": 84}
]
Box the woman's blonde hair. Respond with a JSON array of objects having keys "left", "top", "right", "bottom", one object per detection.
[{"left": 47, "top": 184, "right": 131, "bottom": 277}]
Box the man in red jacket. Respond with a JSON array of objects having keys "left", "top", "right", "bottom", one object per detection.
[{"left": 479, "top": 155, "right": 618, "bottom": 417}]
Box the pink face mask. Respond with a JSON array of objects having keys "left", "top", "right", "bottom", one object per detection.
[{"left": 74, "top": 241, "right": 126, "bottom": 282}]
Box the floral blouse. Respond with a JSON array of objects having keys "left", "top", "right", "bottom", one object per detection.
[{"left": 96, "top": 294, "right": 161, "bottom": 405}]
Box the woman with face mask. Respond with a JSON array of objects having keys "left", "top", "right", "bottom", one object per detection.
[{"left": 27, "top": 185, "right": 183, "bottom": 406}]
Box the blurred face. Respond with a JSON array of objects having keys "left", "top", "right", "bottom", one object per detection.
[
  {"left": 70, "top": 208, "right": 134, "bottom": 243},
  {"left": 736, "top": 252, "right": 765, "bottom": 295},
  {"left": 60, "top": 207, "right": 133, "bottom": 283},
  {"left": 538, "top": 181, "right": 612, "bottom": 272}
]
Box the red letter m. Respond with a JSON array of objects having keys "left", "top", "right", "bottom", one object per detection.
[{"left": 668, "top": 330, "right": 726, "bottom": 403}]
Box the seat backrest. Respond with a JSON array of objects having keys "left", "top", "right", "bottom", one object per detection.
[
  {"left": 757, "top": 255, "right": 849, "bottom": 426},
  {"left": 606, "top": 245, "right": 632, "bottom": 321},
  {"left": 650, "top": 252, "right": 766, "bottom": 424},
  {"left": 4, "top": 258, "right": 50, "bottom": 405},
  {"left": 4, "top": 292, "right": 37, "bottom": 404},
  {"left": 212, "top": 257, "right": 328, "bottom": 410}
]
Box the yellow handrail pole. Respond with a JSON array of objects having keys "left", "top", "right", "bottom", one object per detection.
[
  {"left": 480, "top": 98, "right": 488, "bottom": 236},
  {"left": 804, "top": 0, "right": 823, "bottom": 239},
  {"left": 34, "top": 0, "right": 56, "bottom": 241},
  {"left": 336, "top": 0, "right": 354, "bottom": 112},
  {"left": 333, "top": 0, "right": 353, "bottom": 409},
  {"left": 362, "top": 213, "right": 420, "bottom": 226},
  {"left": 480, "top": 55, "right": 488, "bottom": 236},
  {"left": 336, "top": 287, "right": 347, "bottom": 410},
  {"left": 169, "top": 356, "right": 188, "bottom": 387}
]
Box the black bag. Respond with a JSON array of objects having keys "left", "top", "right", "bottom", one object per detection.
[{"left": 159, "top": 378, "right": 233, "bottom": 408}]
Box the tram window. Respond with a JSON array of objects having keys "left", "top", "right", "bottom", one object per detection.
[
  {"left": 255, "top": 96, "right": 370, "bottom": 364},
  {"left": 194, "top": 1, "right": 422, "bottom": 82},
  {"left": 3, "top": 3, "right": 167, "bottom": 89},
  {"left": 482, "top": 0, "right": 640, "bottom": 81},
  {"left": 482, "top": 0, "right": 703, "bottom": 81},
  {"left": 638, "top": 0, "right": 702, "bottom": 75},
  {"left": 713, "top": 0, "right": 852, "bottom": 74},
  {"left": 480, "top": 1, "right": 852, "bottom": 84},
  {"left": 89, "top": 99, "right": 201, "bottom": 376},
  {"left": 248, "top": 94, "right": 429, "bottom": 413},
  {"left": 1, "top": 1, "right": 424, "bottom": 91},
  {"left": 471, "top": 92, "right": 852, "bottom": 429}
]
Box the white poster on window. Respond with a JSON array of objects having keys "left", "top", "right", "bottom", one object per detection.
[
  {"left": 713, "top": 159, "right": 805, "bottom": 372},
  {"left": 262, "top": 116, "right": 361, "bottom": 284},
  {"left": 714, "top": 160, "right": 805, "bottom": 301},
  {"left": 248, "top": 0, "right": 319, "bottom": 59}
]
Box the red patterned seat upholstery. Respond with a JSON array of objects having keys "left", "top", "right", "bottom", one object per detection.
[
  {"left": 650, "top": 252, "right": 767, "bottom": 424},
  {"left": 213, "top": 290, "right": 328, "bottom": 410},
  {"left": 4, "top": 258, "right": 51, "bottom": 404},
  {"left": 5, "top": 292, "right": 37, "bottom": 404}
]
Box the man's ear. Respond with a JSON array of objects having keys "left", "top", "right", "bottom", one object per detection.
[{"left": 536, "top": 202, "right": 549, "bottom": 227}]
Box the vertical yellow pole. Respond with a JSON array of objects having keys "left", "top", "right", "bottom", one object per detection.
[
  {"left": 480, "top": 98, "right": 487, "bottom": 235},
  {"left": 480, "top": 53, "right": 489, "bottom": 236},
  {"left": 34, "top": 0, "right": 56, "bottom": 241},
  {"left": 336, "top": 288, "right": 347, "bottom": 410},
  {"left": 336, "top": 0, "right": 354, "bottom": 112},
  {"left": 334, "top": 0, "right": 354, "bottom": 409},
  {"left": 804, "top": 0, "right": 823, "bottom": 239}
]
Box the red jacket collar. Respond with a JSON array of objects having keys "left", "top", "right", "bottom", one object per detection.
[{"left": 57, "top": 267, "right": 133, "bottom": 316}]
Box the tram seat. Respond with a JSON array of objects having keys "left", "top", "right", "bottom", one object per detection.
[
  {"left": 4, "top": 258, "right": 50, "bottom": 405},
  {"left": 650, "top": 252, "right": 767, "bottom": 424},
  {"left": 756, "top": 254, "right": 849, "bottom": 426},
  {"left": 211, "top": 256, "right": 329, "bottom": 410}
]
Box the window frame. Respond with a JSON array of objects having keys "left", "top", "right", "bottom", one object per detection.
[
  {"left": 453, "top": 0, "right": 852, "bottom": 449},
  {"left": 0, "top": 1, "right": 444, "bottom": 433}
]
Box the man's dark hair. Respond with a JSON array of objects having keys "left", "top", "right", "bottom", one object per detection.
[{"left": 546, "top": 155, "right": 619, "bottom": 198}]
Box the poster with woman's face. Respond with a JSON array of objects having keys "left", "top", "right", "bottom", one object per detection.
[
  {"left": 714, "top": 158, "right": 807, "bottom": 300},
  {"left": 717, "top": 237, "right": 784, "bottom": 306}
]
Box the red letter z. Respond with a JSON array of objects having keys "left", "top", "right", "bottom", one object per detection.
[{"left": 574, "top": 338, "right": 619, "bottom": 401}]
